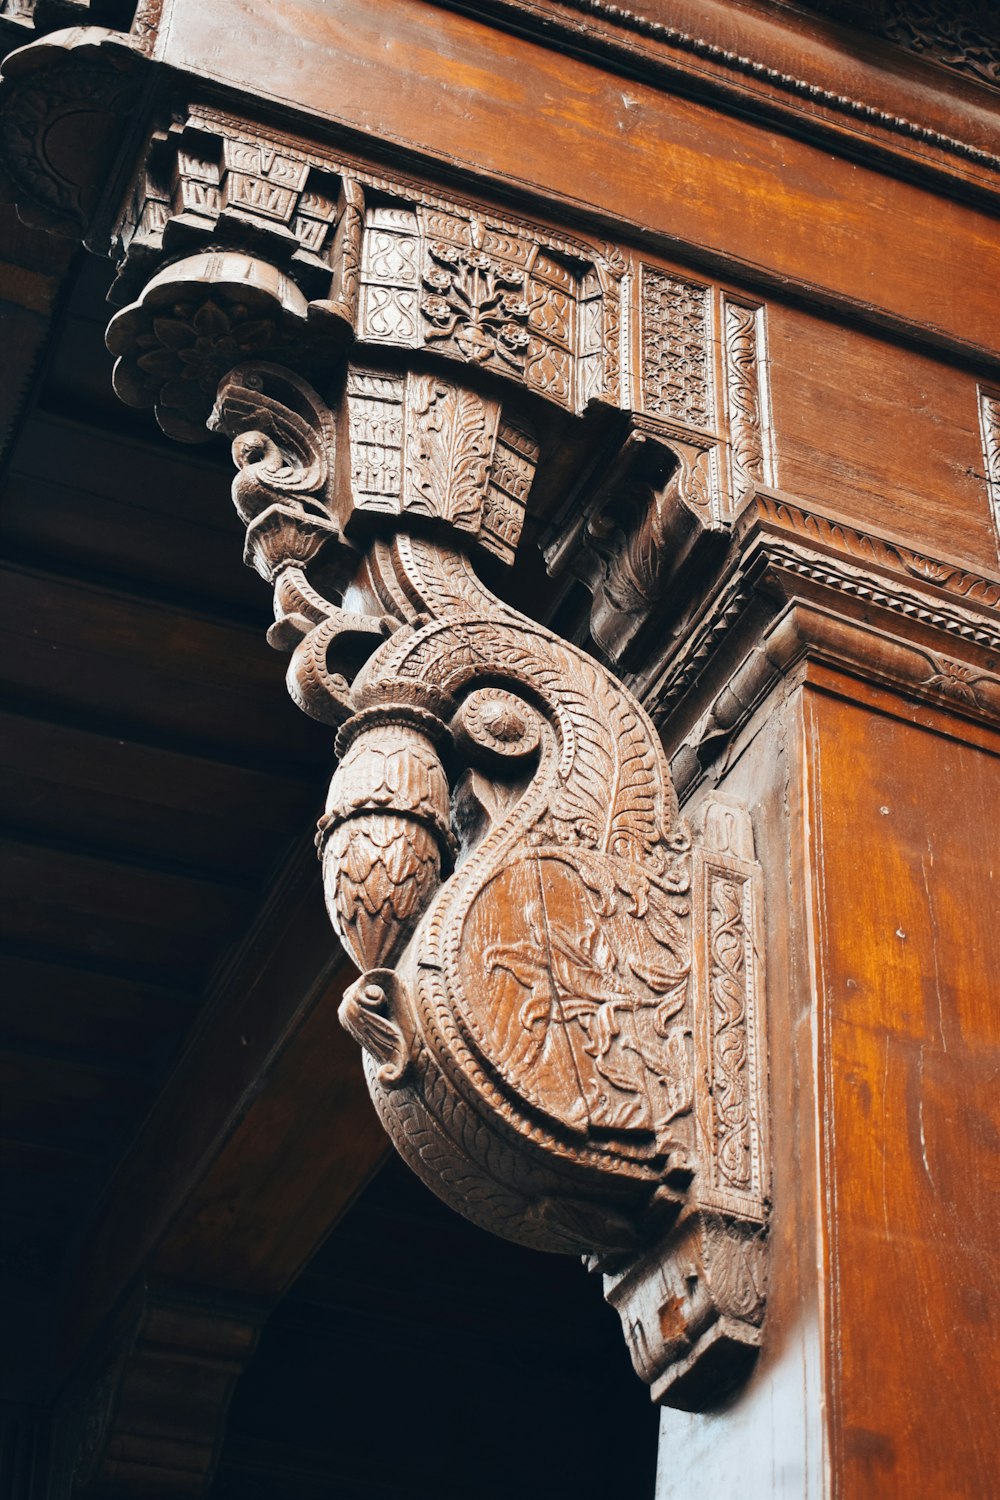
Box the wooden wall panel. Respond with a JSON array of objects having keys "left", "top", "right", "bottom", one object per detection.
[
  {"left": 157, "top": 0, "right": 1000, "bottom": 359},
  {"left": 805, "top": 683, "right": 1000, "bottom": 1498},
  {"left": 767, "top": 304, "right": 1000, "bottom": 571}
]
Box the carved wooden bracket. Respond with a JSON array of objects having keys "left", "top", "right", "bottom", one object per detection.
[
  {"left": 0, "top": 24, "right": 148, "bottom": 241},
  {"left": 0, "top": 38, "right": 772, "bottom": 1407},
  {"left": 196, "top": 347, "right": 771, "bottom": 1409}
]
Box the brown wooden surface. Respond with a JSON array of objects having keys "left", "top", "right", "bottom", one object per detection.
[
  {"left": 658, "top": 663, "right": 1000, "bottom": 1499},
  {"left": 766, "top": 301, "right": 1000, "bottom": 572},
  {"left": 158, "top": 0, "right": 1000, "bottom": 360},
  {"left": 0, "top": 1, "right": 998, "bottom": 1493},
  {"left": 805, "top": 674, "right": 1000, "bottom": 1498}
]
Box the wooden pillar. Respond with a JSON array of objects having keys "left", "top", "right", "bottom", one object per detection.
[{"left": 655, "top": 531, "right": 1000, "bottom": 1495}]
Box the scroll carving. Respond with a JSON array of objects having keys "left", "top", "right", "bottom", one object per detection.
[
  {"left": 545, "top": 417, "right": 727, "bottom": 663},
  {"left": 723, "top": 298, "right": 772, "bottom": 513},
  {"left": 74, "top": 102, "right": 771, "bottom": 1404}
]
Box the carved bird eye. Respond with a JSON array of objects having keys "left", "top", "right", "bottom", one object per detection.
[{"left": 453, "top": 688, "right": 541, "bottom": 764}]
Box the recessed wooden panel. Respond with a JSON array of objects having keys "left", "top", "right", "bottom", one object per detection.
[
  {"left": 805, "top": 685, "right": 1000, "bottom": 1497},
  {"left": 768, "top": 303, "right": 999, "bottom": 570}
]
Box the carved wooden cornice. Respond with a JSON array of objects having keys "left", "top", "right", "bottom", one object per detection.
[
  {"left": 446, "top": 0, "right": 1000, "bottom": 194},
  {"left": 636, "top": 491, "right": 1000, "bottom": 792}
]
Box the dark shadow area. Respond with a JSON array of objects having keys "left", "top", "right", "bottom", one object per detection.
[{"left": 212, "top": 1153, "right": 660, "bottom": 1500}]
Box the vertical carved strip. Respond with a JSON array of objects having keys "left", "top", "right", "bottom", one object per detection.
[
  {"left": 693, "top": 804, "right": 767, "bottom": 1216},
  {"left": 978, "top": 386, "right": 1000, "bottom": 558},
  {"left": 723, "top": 298, "right": 773, "bottom": 513},
  {"left": 640, "top": 267, "right": 714, "bottom": 429}
]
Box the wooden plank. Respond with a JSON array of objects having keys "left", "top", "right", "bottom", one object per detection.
[
  {"left": 1, "top": 456, "right": 262, "bottom": 618},
  {"left": 0, "top": 709, "right": 321, "bottom": 880},
  {"left": 804, "top": 686, "right": 1000, "bottom": 1497},
  {"left": 767, "top": 301, "right": 1000, "bottom": 573},
  {"left": 152, "top": 965, "right": 388, "bottom": 1296},
  {"left": 0, "top": 950, "right": 195, "bottom": 1059},
  {"left": 0, "top": 836, "right": 255, "bottom": 987},
  {"left": 0, "top": 1050, "right": 149, "bottom": 1155},
  {"left": 57, "top": 840, "right": 356, "bottom": 1369},
  {"left": 0, "top": 564, "right": 328, "bottom": 765},
  {"left": 160, "top": 0, "right": 1000, "bottom": 359}
]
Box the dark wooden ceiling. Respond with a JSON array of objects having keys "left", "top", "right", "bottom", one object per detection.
[
  {"left": 0, "top": 209, "right": 659, "bottom": 1490},
  {"left": 212, "top": 1154, "right": 659, "bottom": 1500},
  {"left": 0, "top": 231, "right": 335, "bottom": 1398}
]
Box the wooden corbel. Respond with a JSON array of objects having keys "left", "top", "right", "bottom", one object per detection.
[
  {"left": 0, "top": 22, "right": 150, "bottom": 244},
  {"left": 0, "top": 67, "right": 771, "bottom": 1406},
  {"left": 201, "top": 345, "right": 771, "bottom": 1409}
]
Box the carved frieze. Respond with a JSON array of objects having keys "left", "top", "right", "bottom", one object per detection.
[
  {"left": 802, "top": 0, "right": 1000, "bottom": 93},
  {"left": 108, "top": 107, "right": 624, "bottom": 419}
]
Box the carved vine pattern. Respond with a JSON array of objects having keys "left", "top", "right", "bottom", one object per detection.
[
  {"left": 879, "top": 0, "right": 1000, "bottom": 92},
  {"left": 707, "top": 872, "right": 752, "bottom": 1192},
  {"left": 723, "top": 300, "right": 767, "bottom": 511},
  {"left": 640, "top": 267, "right": 713, "bottom": 429},
  {"left": 979, "top": 389, "right": 1000, "bottom": 555}
]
